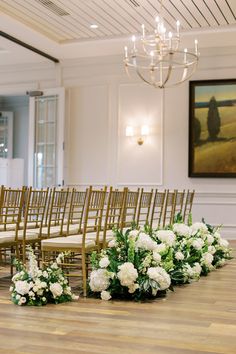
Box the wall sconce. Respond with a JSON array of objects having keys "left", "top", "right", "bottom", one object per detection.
[{"left": 126, "top": 125, "right": 149, "bottom": 145}]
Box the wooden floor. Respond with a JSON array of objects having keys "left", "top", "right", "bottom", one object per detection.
[{"left": 0, "top": 243, "right": 236, "bottom": 354}]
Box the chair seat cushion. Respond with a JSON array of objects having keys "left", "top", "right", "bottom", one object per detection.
[
  {"left": 41, "top": 235, "right": 95, "bottom": 249},
  {"left": 0, "top": 230, "right": 38, "bottom": 243}
]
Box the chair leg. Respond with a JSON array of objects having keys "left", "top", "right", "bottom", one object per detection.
[{"left": 82, "top": 252, "right": 87, "bottom": 297}]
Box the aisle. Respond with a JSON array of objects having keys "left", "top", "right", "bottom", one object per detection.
[{"left": 0, "top": 242, "right": 235, "bottom": 354}]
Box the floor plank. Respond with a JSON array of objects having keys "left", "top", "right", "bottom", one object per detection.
[{"left": 0, "top": 242, "right": 235, "bottom": 354}]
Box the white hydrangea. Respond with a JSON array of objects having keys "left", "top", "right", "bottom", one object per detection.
[
  {"left": 207, "top": 234, "right": 214, "bottom": 245},
  {"left": 152, "top": 251, "right": 161, "bottom": 263},
  {"left": 101, "top": 290, "right": 111, "bottom": 301},
  {"left": 135, "top": 232, "right": 157, "bottom": 251},
  {"left": 190, "top": 222, "right": 208, "bottom": 236},
  {"left": 99, "top": 256, "right": 110, "bottom": 268},
  {"left": 15, "top": 280, "right": 31, "bottom": 296},
  {"left": 154, "top": 243, "right": 167, "bottom": 253},
  {"left": 201, "top": 252, "right": 214, "bottom": 266},
  {"left": 117, "top": 262, "right": 138, "bottom": 287},
  {"left": 89, "top": 269, "right": 110, "bottom": 292},
  {"left": 49, "top": 283, "right": 63, "bottom": 298},
  {"left": 147, "top": 266, "right": 171, "bottom": 290},
  {"left": 173, "top": 223, "right": 190, "bottom": 237},
  {"left": 155, "top": 230, "right": 176, "bottom": 246},
  {"left": 175, "top": 251, "right": 184, "bottom": 261},
  {"left": 192, "top": 238, "right": 205, "bottom": 250}
]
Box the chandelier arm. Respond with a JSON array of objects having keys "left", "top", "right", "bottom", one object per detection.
[
  {"left": 135, "top": 67, "right": 161, "bottom": 87},
  {"left": 161, "top": 66, "right": 172, "bottom": 87}
]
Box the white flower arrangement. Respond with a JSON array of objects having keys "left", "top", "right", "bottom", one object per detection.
[
  {"left": 88, "top": 219, "right": 232, "bottom": 301},
  {"left": 10, "top": 247, "right": 79, "bottom": 306}
]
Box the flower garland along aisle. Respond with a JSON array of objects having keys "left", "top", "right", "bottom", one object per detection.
[
  {"left": 88, "top": 219, "right": 232, "bottom": 301},
  {"left": 10, "top": 247, "right": 79, "bottom": 306}
]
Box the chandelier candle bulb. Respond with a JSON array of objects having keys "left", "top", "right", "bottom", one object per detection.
[
  {"left": 168, "top": 32, "right": 173, "bottom": 50},
  {"left": 176, "top": 20, "right": 180, "bottom": 36},
  {"left": 131, "top": 35, "right": 136, "bottom": 51},
  {"left": 195, "top": 39, "right": 198, "bottom": 55},
  {"left": 141, "top": 24, "right": 145, "bottom": 37},
  {"left": 124, "top": 46, "right": 128, "bottom": 59},
  {"left": 184, "top": 48, "right": 187, "bottom": 64}
]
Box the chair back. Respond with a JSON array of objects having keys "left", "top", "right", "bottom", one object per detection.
[
  {"left": 82, "top": 186, "right": 107, "bottom": 247},
  {"left": 66, "top": 188, "right": 87, "bottom": 235},
  {"left": 121, "top": 188, "right": 140, "bottom": 228},
  {"left": 150, "top": 189, "right": 166, "bottom": 229},
  {"left": 175, "top": 190, "right": 185, "bottom": 218},
  {"left": 136, "top": 188, "right": 153, "bottom": 226},
  {"left": 163, "top": 189, "right": 176, "bottom": 226},
  {"left": 183, "top": 189, "right": 195, "bottom": 223},
  {"left": 46, "top": 188, "right": 70, "bottom": 236},
  {"left": 102, "top": 187, "right": 127, "bottom": 247}
]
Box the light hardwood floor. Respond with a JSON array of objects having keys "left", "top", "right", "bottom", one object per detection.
[{"left": 0, "top": 242, "right": 235, "bottom": 354}]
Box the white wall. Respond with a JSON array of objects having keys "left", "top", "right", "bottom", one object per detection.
[{"left": 0, "top": 46, "right": 236, "bottom": 238}]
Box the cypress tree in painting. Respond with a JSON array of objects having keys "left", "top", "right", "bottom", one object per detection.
[
  {"left": 194, "top": 117, "right": 201, "bottom": 145},
  {"left": 207, "top": 96, "right": 221, "bottom": 141}
]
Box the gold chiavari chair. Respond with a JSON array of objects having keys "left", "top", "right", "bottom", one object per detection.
[
  {"left": 0, "top": 186, "right": 25, "bottom": 264},
  {"left": 136, "top": 188, "right": 153, "bottom": 227},
  {"left": 122, "top": 188, "right": 140, "bottom": 229},
  {"left": 163, "top": 189, "right": 176, "bottom": 227},
  {"left": 64, "top": 188, "right": 88, "bottom": 235},
  {"left": 27, "top": 187, "right": 70, "bottom": 240},
  {"left": 149, "top": 189, "right": 166, "bottom": 229},
  {"left": 183, "top": 189, "right": 195, "bottom": 223},
  {"left": 41, "top": 186, "right": 107, "bottom": 296},
  {"left": 175, "top": 189, "right": 185, "bottom": 218},
  {"left": 20, "top": 187, "right": 49, "bottom": 262},
  {"left": 102, "top": 187, "right": 127, "bottom": 248}
]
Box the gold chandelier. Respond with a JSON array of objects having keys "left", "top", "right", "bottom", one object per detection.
[{"left": 124, "top": 12, "right": 199, "bottom": 89}]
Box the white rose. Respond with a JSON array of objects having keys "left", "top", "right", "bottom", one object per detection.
[
  {"left": 207, "top": 234, "right": 214, "bottom": 245},
  {"left": 175, "top": 251, "right": 184, "bottom": 261},
  {"left": 192, "top": 238, "right": 204, "bottom": 250},
  {"left": 101, "top": 290, "right": 111, "bottom": 301},
  {"left": 15, "top": 280, "right": 31, "bottom": 295},
  {"left": 51, "top": 263, "right": 58, "bottom": 270},
  {"left": 192, "top": 262, "right": 202, "bottom": 275},
  {"left": 108, "top": 239, "right": 116, "bottom": 248},
  {"left": 191, "top": 222, "right": 208, "bottom": 236},
  {"left": 49, "top": 283, "right": 63, "bottom": 298},
  {"left": 21, "top": 297, "right": 26, "bottom": 304},
  {"left": 15, "top": 294, "right": 21, "bottom": 300},
  {"left": 99, "top": 256, "right": 110, "bottom": 268},
  {"left": 208, "top": 245, "right": 216, "bottom": 254},
  {"left": 154, "top": 243, "right": 166, "bottom": 253},
  {"left": 72, "top": 294, "right": 79, "bottom": 300},
  {"left": 43, "top": 271, "right": 49, "bottom": 278},
  {"left": 153, "top": 251, "right": 161, "bottom": 263},
  {"left": 129, "top": 230, "right": 139, "bottom": 241},
  {"left": 89, "top": 269, "right": 110, "bottom": 292},
  {"left": 128, "top": 283, "right": 139, "bottom": 293},
  {"left": 202, "top": 252, "right": 214, "bottom": 266}
]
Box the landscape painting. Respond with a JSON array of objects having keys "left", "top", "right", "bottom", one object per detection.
[{"left": 189, "top": 79, "right": 236, "bottom": 177}]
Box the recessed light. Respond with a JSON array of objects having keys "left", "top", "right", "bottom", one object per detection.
[{"left": 90, "top": 24, "right": 98, "bottom": 29}]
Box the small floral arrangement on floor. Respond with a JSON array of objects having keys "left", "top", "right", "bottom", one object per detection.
[
  {"left": 10, "top": 247, "right": 79, "bottom": 306},
  {"left": 88, "top": 217, "right": 232, "bottom": 301}
]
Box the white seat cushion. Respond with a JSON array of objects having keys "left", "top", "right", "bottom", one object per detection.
[
  {"left": 41, "top": 235, "right": 95, "bottom": 249},
  {"left": 0, "top": 230, "right": 38, "bottom": 243},
  {"left": 27, "top": 225, "right": 62, "bottom": 237}
]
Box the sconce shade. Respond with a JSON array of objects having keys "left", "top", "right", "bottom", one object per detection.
[{"left": 126, "top": 126, "right": 134, "bottom": 137}]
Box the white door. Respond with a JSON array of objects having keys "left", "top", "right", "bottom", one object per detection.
[
  {"left": 28, "top": 88, "right": 65, "bottom": 188},
  {"left": 0, "top": 111, "right": 13, "bottom": 158}
]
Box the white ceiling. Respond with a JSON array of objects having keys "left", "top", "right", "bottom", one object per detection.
[{"left": 0, "top": 0, "right": 235, "bottom": 66}]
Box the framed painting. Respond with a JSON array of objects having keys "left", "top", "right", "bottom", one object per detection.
[{"left": 189, "top": 79, "right": 236, "bottom": 177}]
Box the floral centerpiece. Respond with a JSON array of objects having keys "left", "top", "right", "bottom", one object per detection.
[
  {"left": 88, "top": 217, "right": 232, "bottom": 301},
  {"left": 10, "top": 247, "right": 79, "bottom": 306},
  {"left": 89, "top": 229, "right": 172, "bottom": 301}
]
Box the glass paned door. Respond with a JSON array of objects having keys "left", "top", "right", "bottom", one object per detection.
[
  {"left": 0, "top": 112, "right": 13, "bottom": 158},
  {"left": 34, "top": 96, "right": 58, "bottom": 188},
  {"left": 28, "top": 88, "right": 65, "bottom": 188}
]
